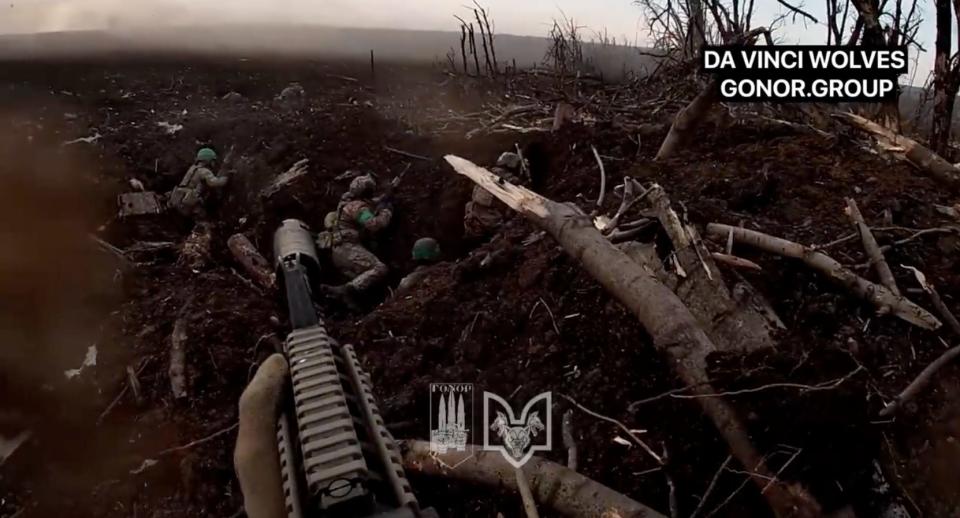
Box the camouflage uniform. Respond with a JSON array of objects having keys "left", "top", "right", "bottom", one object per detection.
[
  {"left": 321, "top": 193, "right": 393, "bottom": 294},
  {"left": 169, "top": 163, "right": 228, "bottom": 218},
  {"left": 464, "top": 183, "right": 503, "bottom": 240},
  {"left": 464, "top": 152, "right": 524, "bottom": 240}
]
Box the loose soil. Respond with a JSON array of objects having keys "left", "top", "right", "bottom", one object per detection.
[{"left": 0, "top": 53, "right": 958, "bottom": 518}]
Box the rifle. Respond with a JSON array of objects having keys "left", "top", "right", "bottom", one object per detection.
[
  {"left": 374, "top": 164, "right": 412, "bottom": 209},
  {"left": 272, "top": 219, "right": 433, "bottom": 518}
]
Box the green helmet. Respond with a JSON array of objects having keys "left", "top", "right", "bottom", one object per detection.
[
  {"left": 412, "top": 237, "right": 441, "bottom": 262},
  {"left": 196, "top": 148, "right": 217, "bottom": 163}
]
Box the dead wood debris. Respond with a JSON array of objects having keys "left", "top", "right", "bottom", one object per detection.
[
  {"left": 845, "top": 198, "right": 900, "bottom": 295},
  {"left": 706, "top": 224, "right": 941, "bottom": 330},
  {"left": 157, "top": 422, "right": 239, "bottom": 456},
  {"left": 879, "top": 342, "right": 960, "bottom": 417},
  {"left": 711, "top": 252, "right": 762, "bottom": 271},
  {"left": 178, "top": 223, "right": 213, "bottom": 270},
  {"left": 466, "top": 104, "right": 546, "bottom": 139},
  {"left": 383, "top": 145, "right": 431, "bottom": 162},
  {"left": 169, "top": 298, "right": 194, "bottom": 400},
  {"left": 561, "top": 394, "right": 663, "bottom": 465},
  {"left": 227, "top": 233, "right": 276, "bottom": 290},
  {"left": 836, "top": 112, "right": 960, "bottom": 191},
  {"left": 97, "top": 359, "right": 151, "bottom": 425},
  {"left": 689, "top": 455, "right": 733, "bottom": 518},
  {"left": 402, "top": 440, "right": 666, "bottom": 518},
  {"left": 444, "top": 155, "right": 821, "bottom": 518},
  {"left": 879, "top": 266, "right": 960, "bottom": 416}
]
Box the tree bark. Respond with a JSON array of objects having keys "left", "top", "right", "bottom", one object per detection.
[
  {"left": 228, "top": 234, "right": 276, "bottom": 290},
  {"left": 656, "top": 28, "right": 771, "bottom": 160},
  {"left": 836, "top": 112, "right": 960, "bottom": 191},
  {"left": 170, "top": 316, "right": 189, "bottom": 399},
  {"left": 705, "top": 224, "right": 941, "bottom": 330},
  {"left": 646, "top": 186, "right": 780, "bottom": 352},
  {"left": 851, "top": 0, "right": 902, "bottom": 132},
  {"left": 845, "top": 199, "right": 900, "bottom": 295},
  {"left": 655, "top": 79, "right": 719, "bottom": 160},
  {"left": 403, "top": 440, "right": 665, "bottom": 518},
  {"left": 444, "top": 155, "right": 822, "bottom": 518},
  {"left": 932, "top": 0, "right": 955, "bottom": 155},
  {"left": 685, "top": 0, "right": 706, "bottom": 60}
]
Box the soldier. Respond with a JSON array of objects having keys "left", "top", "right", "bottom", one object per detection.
[
  {"left": 463, "top": 151, "right": 525, "bottom": 240},
  {"left": 168, "top": 148, "right": 229, "bottom": 218},
  {"left": 397, "top": 237, "right": 442, "bottom": 294},
  {"left": 318, "top": 174, "right": 393, "bottom": 301}
]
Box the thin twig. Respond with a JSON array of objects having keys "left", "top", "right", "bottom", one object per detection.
[
  {"left": 591, "top": 145, "right": 606, "bottom": 212},
  {"left": 383, "top": 145, "right": 431, "bottom": 162},
  {"left": 530, "top": 298, "right": 561, "bottom": 336},
  {"left": 880, "top": 343, "right": 960, "bottom": 416},
  {"left": 669, "top": 366, "right": 864, "bottom": 399},
  {"left": 628, "top": 384, "right": 707, "bottom": 411},
  {"left": 760, "top": 448, "right": 802, "bottom": 494},
  {"left": 97, "top": 359, "right": 151, "bottom": 425},
  {"left": 703, "top": 470, "right": 755, "bottom": 518},
  {"left": 156, "top": 422, "right": 239, "bottom": 456},
  {"left": 689, "top": 455, "right": 733, "bottom": 518},
  {"left": 666, "top": 471, "right": 679, "bottom": 518},
  {"left": 560, "top": 394, "right": 663, "bottom": 465}
]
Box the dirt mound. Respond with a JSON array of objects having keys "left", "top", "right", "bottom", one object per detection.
[{"left": 1, "top": 55, "right": 958, "bottom": 518}]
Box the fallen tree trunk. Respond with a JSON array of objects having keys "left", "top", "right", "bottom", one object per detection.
[
  {"left": 402, "top": 440, "right": 665, "bottom": 518},
  {"left": 836, "top": 112, "right": 960, "bottom": 191},
  {"left": 705, "top": 224, "right": 941, "bottom": 330},
  {"left": 445, "top": 155, "right": 821, "bottom": 518},
  {"left": 228, "top": 234, "right": 276, "bottom": 290}
]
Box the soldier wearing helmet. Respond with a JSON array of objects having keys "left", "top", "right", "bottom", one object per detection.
[
  {"left": 396, "top": 237, "right": 442, "bottom": 294},
  {"left": 319, "top": 173, "right": 394, "bottom": 301},
  {"left": 168, "top": 147, "right": 230, "bottom": 218},
  {"left": 464, "top": 151, "right": 526, "bottom": 240}
]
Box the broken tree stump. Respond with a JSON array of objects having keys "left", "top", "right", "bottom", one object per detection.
[
  {"left": 655, "top": 79, "right": 719, "bottom": 160},
  {"left": 836, "top": 112, "right": 960, "bottom": 192},
  {"left": 644, "top": 185, "right": 780, "bottom": 352},
  {"left": 705, "top": 224, "right": 941, "bottom": 330},
  {"left": 228, "top": 234, "right": 276, "bottom": 290},
  {"left": 655, "top": 28, "right": 772, "bottom": 161},
  {"left": 444, "top": 155, "right": 822, "bottom": 518},
  {"left": 260, "top": 159, "right": 310, "bottom": 199}
]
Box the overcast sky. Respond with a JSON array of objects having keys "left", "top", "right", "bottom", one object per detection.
[{"left": 0, "top": 0, "right": 937, "bottom": 82}]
